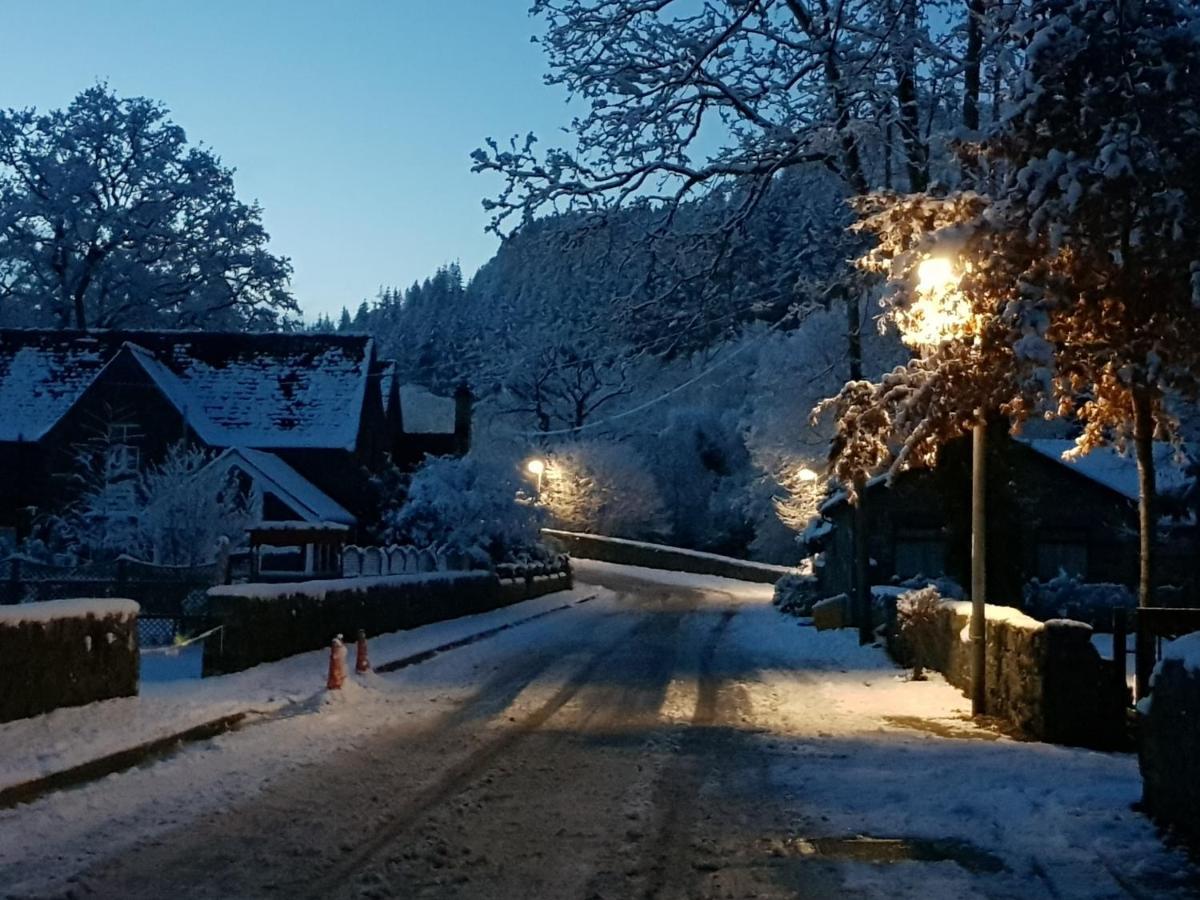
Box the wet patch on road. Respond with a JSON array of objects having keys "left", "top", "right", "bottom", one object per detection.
[{"left": 770, "top": 834, "right": 1007, "bottom": 874}]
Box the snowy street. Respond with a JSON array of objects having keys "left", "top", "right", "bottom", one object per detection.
[{"left": 1, "top": 561, "right": 1195, "bottom": 899}]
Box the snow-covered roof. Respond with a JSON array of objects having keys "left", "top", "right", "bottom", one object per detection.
[
  {"left": 820, "top": 438, "right": 1195, "bottom": 514},
  {"left": 212, "top": 447, "right": 356, "bottom": 525},
  {"left": 1021, "top": 438, "right": 1194, "bottom": 503},
  {"left": 0, "top": 330, "right": 374, "bottom": 450},
  {"left": 378, "top": 361, "right": 398, "bottom": 410},
  {"left": 399, "top": 384, "right": 457, "bottom": 434},
  {"left": 0, "top": 334, "right": 111, "bottom": 441}
]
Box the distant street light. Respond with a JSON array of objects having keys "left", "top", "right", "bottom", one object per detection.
[
  {"left": 526, "top": 457, "right": 546, "bottom": 496},
  {"left": 907, "top": 254, "right": 988, "bottom": 717}
]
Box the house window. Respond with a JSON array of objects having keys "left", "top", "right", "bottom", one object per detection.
[
  {"left": 894, "top": 527, "right": 946, "bottom": 579},
  {"left": 105, "top": 443, "right": 139, "bottom": 478},
  {"left": 259, "top": 545, "right": 306, "bottom": 574},
  {"left": 313, "top": 543, "right": 339, "bottom": 574},
  {"left": 1037, "top": 532, "right": 1088, "bottom": 580}
]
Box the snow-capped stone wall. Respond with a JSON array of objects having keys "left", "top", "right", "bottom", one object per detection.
[
  {"left": 0, "top": 598, "right": 139, "bottom": 723},
  {"left": 542, "top": 529, "right": 795, "bottom": 585},
  {"left": 895, "top": 597, "right": 1127, "bottom": 749},
  {"left": 1139, "top": 634, "right": 1200, "bottom": 843}
]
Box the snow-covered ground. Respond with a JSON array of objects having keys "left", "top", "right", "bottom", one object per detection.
[
  {"left": 0, "top": 561, "right": 1192, "bottom": 898},
  {"left": 579, "top": 560, "right": 1191, "bottom": 898},
  {"left": 0, "top": 586, "right": 596, "bottom": 793}
]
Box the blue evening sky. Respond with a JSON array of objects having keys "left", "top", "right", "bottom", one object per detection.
[{"left": 0, "top": 1, "right": 570, "bottom": 320}]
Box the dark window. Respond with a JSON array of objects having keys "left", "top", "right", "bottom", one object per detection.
[
  {"left": 259, "top": 545, "right": 306, "bottom": 573},
  {"left": 894, "top": 527, "right": 946, "bottom": 579},
  {"left": 1037, "top": 532, "right": 1088, "bottom": 580}
]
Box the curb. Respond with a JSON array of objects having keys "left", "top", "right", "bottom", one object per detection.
[
  {"left": 0, "top": 711, "right": 250, "bottom": 810},
  {"left": 375, "top": 592, "right": 598, "bottom": 673},
  {"left": 0, "top": 589, "right": 599, "bottom": 809}
]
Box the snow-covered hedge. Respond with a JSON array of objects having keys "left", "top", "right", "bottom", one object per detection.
[
  {"left": 0, "top": 598, "right": 139, "bottom": 723},
  {"left": 1022, "top": 573, "right": 1134, "bottom": 630},
  {"left": 773, "top": 572, "right": 820, "bottom": 616},
  {"left": 203, "top": 572, "right": 505, "bottom": 675},
  {"left": 380, "top": 453, "right": 545, "bottom": 564},
  {"left": 1140, "top": 633, "right": 1200, "bottom": 842}
]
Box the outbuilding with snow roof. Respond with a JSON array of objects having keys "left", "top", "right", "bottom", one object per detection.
[{"left": 814, "top": 430, "right": 1197, "bottom": 607}]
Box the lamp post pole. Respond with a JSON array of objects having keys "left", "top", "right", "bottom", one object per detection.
[
  {"left": 970, "top": 416, "right": 987, "bottom": 716},
  {"left": 912, "top": 255, "right": 987, "bottom": 716}
]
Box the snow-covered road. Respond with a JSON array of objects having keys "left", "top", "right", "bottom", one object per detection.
[{"left": 1, "top": 561, "right": 1195, "bottom": 899}]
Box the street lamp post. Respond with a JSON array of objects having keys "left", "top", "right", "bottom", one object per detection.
[
  {"left": 913, "top": 255, "right": 987, "bottom": 717},
  {"left": 526, "top": 457, "right": 546, "bottom": 498}
]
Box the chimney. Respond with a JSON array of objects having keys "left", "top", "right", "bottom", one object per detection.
[{"left": 454, "top": 383, "right": 473, "bottom": 456}]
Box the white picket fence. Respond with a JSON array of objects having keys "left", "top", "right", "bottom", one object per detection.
[{"left": 340, "top": 544, "right": 470, "bottom": 578}]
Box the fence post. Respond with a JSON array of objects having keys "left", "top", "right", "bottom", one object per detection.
[
  {"left": 1112, "top": 607, "right": 1128, "bottom": 699},
  {"left": 1135, "top": 609, "right": 1154, "bottom": 702}
]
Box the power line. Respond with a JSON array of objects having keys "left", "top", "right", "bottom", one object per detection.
[{"left": 505, "top": 307, "right": 803, "bottom": 439}]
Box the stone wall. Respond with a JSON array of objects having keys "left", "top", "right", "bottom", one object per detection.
[
  {"left": 1139, "top": 646, "right": 1200, "bottom": 844},
  {"left": 205, "top": 572, "right": 509, "bottom": 675},
  {"left": 0, "top": 598, "right": 139, "bottom": 723},
  {"left": 542, "top": 529, "right": 792, "bottom": 585},
  {"left": 895, "top": 599, "right": 1127, "bottom": 749}
]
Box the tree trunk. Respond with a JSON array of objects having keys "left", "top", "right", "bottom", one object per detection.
[
  {"left": 894, "top": 0, "right": 928, "bottom": 191},
  {"left": 1132, "top": 387, "right": 1157, "bottom": 608},
  {"left": 962, "top": 0, "right": 986, "bottom": 133},
  {"left": 846, "top": 290, "right": 872, "bottom": 642}
]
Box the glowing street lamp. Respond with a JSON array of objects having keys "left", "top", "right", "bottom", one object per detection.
[
  {"left": 896, "top": 254, "right": 972, "bottom": 350},
  {"left": 526, "top": 457, "right": 547, "bottom": 496},
  {"left": 905, "top": 254, "right": 988, "bottom": 717}
]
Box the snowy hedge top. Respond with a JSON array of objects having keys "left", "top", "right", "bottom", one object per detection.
[
  {"left": 0, "top": 597, "right": 139, "bottom": 626},
  {"left": 209, "top": 571, "right": 487, "bottom": 602},
  {"left": 942, "top": 599, "right": 1045, "bottom": 632},
  {"left": 1162, "top": 632, "right": 1200, "bottom": 675}
]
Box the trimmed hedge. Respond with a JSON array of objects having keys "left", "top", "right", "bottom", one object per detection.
[
  {"left": 0, "top": 599, "right": 139, "bottom": 723},
  {"left": 1140, "top": 653, "right": 1200, "bottom": 845},
  {"left": 204, "top": 572, "right": 508, "bottom": 675}
]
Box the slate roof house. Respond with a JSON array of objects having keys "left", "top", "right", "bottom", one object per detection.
[
  {"left": 816, "top": 432, "right": 1198, "bottom": 606},
  {"left": 0, "top": 329, "right": 471, "bottom": 543}
]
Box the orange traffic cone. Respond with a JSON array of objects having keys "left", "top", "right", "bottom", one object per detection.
[
  {"left": 355, "top": 629, "right": 371, "bottom": 674},
  {"left": 327, "top": 635, "right": 347, "bottom": 690}
]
